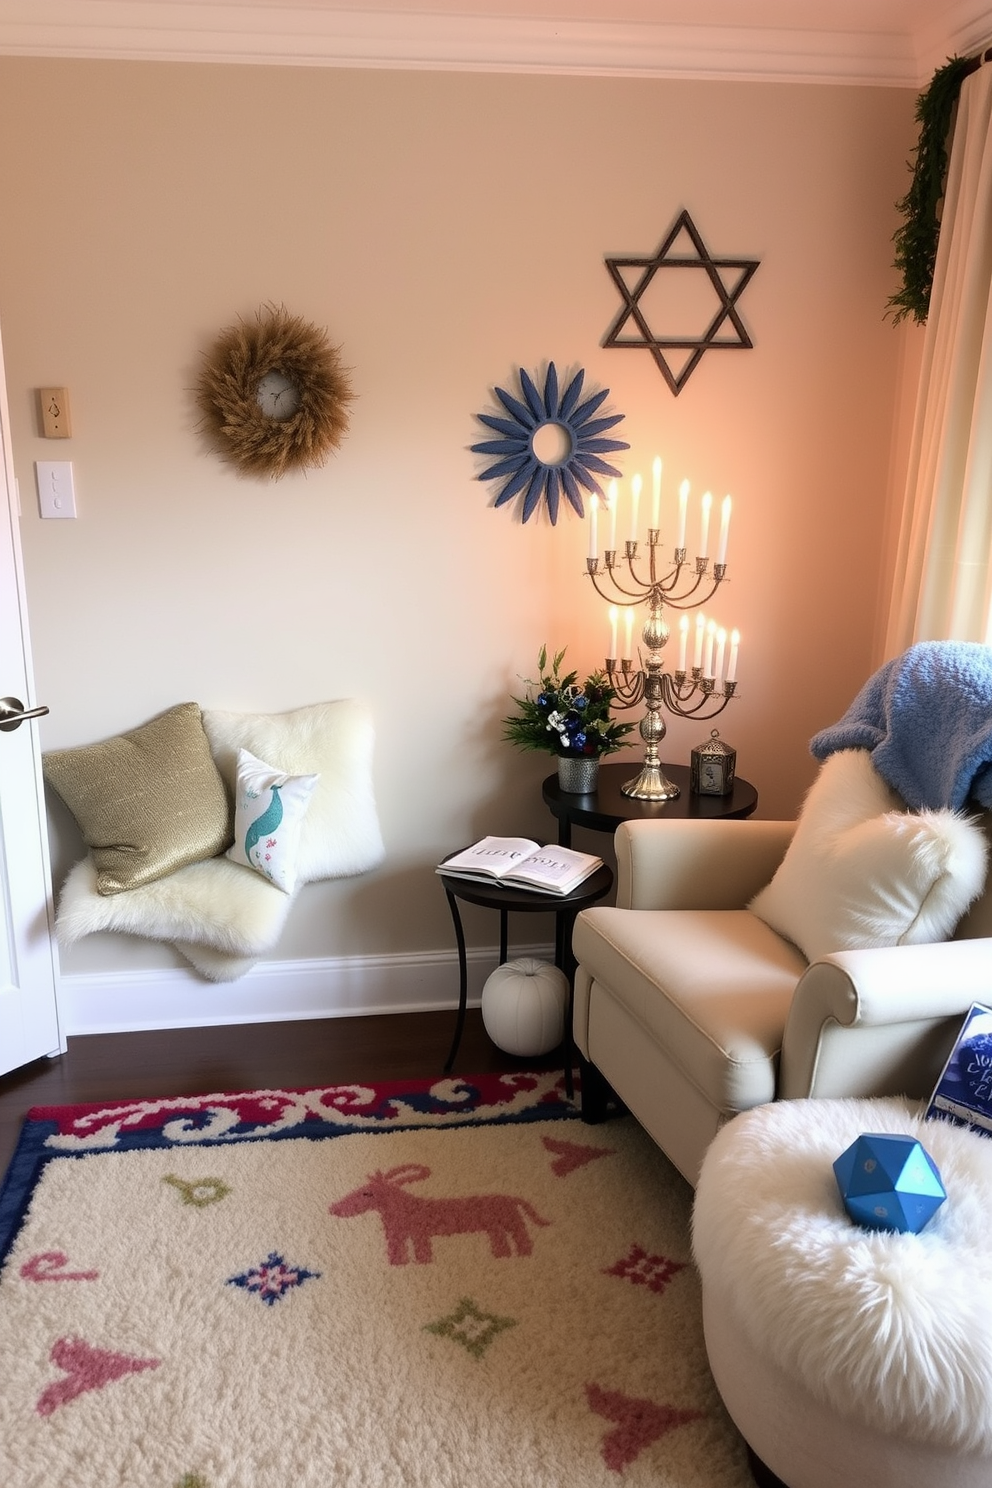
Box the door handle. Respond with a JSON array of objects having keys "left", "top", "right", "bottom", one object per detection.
[{"left": 0, "top": 696, "right": 50, "bottom": 733}]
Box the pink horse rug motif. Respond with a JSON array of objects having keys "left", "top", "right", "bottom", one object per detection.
[
  {"left": 0, "top": 1071, "right": 753, "bottom": 1487},
  {"left": 328, "top": 1161, "right": 551, "bottom": 1262}
]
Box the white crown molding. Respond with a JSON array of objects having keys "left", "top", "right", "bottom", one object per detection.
[
  {"left": 0, "top": 0, "right": 979, "bottom": 87},
  {"left": 917, "top": 3, "right": 992, "bottom": 77}
]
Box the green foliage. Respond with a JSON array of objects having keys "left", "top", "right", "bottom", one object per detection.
[
  {"left": 889, "top": 55, "right": 975, "bottom": 325},
  {"left": 502, "top": 645, "right": 635, "bottom": 758}
]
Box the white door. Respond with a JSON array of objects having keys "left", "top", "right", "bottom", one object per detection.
[{"left": 0, "top": 323, "right": 63, "bottom": 1075}]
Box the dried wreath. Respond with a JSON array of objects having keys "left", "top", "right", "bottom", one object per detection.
[{"left": 196, "top": 304, "right": 353, "bottom": 478}]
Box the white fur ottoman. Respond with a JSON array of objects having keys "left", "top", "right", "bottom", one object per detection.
[{"left": 692, "top": 1097, "right": 992, "bottom": 1488}]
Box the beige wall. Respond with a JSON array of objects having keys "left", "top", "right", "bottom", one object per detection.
[{"left": 0, "top": 57, "right": 918, "bottom": 978}]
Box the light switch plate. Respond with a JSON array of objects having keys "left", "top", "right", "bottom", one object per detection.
[{"left": 36, "top": 460, "right": 76, "bottom": 519}]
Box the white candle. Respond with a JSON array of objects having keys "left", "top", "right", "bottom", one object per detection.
[
  {"left": 677, "top": 480, "right": 689, "bottom": 550},
  {"left": 629, "top": 473, "right": 642, "bottom": 544},
  {"left": 716, "top": 494, "right": 732, "bottom": 565},
  {"left": 704, "top": 619, "right": 716, "bottom": 677},
  {"left": 693, "top": 612, "right": 705, "bottom": 668},
  {"left": 715, "top": 627, "right": 727, "bottom": 681},
  {"left": 624, "top": 607, "right": 634, "bottom": 659},
  {"left": 607, "top": 480, "right": 618, "bottom": 551},
  {"left": 727, "top": 628, "right": 740, "bottom": 683},
  {"left": 609, "top": 605, "right": 618, "bottom": 660},
  {"left": 651, "top": 456, "right": 662, "bottom": 529},
  {"left": 589, "top": 493, "right": 598, "bottom": 560},
  {"left": 678, "top": 614, "right": 689, "bottom": 671},
  {"left": 699, "top": 491, "right": 713, "bottom": 559}
]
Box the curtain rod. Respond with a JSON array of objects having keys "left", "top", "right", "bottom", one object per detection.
[{"left": 961, "top": 45, "right": 992, "bottom": 77}]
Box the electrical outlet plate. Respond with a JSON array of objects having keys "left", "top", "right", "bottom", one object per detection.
[{"left": 39, "top": 387, "right": 71, "bottom": 439}]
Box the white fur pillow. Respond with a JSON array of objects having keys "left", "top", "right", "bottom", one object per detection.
[
  {"left": 749, "top": 749, "right": 988, "bottom": 962},
  {"left": 202, "top": 699, "right": 384, "bottom": 883}
]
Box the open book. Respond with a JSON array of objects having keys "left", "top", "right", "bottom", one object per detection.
[
  {"left": 437, "top": 836, "right": 603, "bottom": 896},
  {"left": 925, "top": 1001, "right": 992, "bottom": 1139}
]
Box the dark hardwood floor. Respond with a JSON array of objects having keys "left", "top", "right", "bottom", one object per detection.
[{"left": 0, "top": 1010, "right": 540, "bottom": 1177}]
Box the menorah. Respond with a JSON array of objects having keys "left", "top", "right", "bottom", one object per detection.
[{"left": 585, "top": 476, "right": 739, "bottom": 801}]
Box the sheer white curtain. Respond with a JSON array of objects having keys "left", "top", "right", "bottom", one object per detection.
[{"left": 885, "top": 63, "right": 992, "bottom": 652}]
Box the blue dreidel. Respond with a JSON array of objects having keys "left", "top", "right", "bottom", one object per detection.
[{"left": 833, "top": 1133, "right": 946, "bottom": 1234}]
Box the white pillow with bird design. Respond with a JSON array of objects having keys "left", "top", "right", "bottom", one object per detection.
[{"left": 226, "top": 747, "right": 319, "bottom": 893}]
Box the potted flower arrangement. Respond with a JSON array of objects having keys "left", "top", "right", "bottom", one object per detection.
[{"left": 502, "top": 646, "right": 634, "bottom": 792}]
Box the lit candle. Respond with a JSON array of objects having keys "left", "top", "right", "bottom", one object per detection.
[
  {"left": 624, "top": 607, "right": 634, "bottom": 659},
  {"left": 693, "top": 612, "right": 705, "bottom": 668},
  {"left": 727, "top": 628, "right": 740, "bottom": 683},
  {"left": 651, "top": 456, "right": 662, "bottom": 529},
  {"left": 677, "top": 480, "right": 689, "bottom": 550},
  {"left": 607, "top": 479, "right": 618, "bottom": 551},
  {"left": 609, "top": 605, "right": 618, "bottom": 660},
  {"left": 699, "top": 491, "right": 713, "bottom": 559},
  {"left": 629, "top": 473, "right": 642, "bottom": 544},
  {"left": 678, "top": 614, "right": 689, "bottom": 671},
  {"left": 715, "top": 627, "right": 727, "bottom": 681},
  {"left": 716, "top": 494, "right": 732, "bottom": 565},
  {"left": 589, "top": 493, "right": 598, "bottom": 560},
  {"left": 704, "top": 619, "right": 716, "bottom": 677}
]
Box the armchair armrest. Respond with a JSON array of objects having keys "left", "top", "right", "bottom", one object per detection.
[
  {"left": 615, "top": 818, "right": 795, "bottom": 910},
  {"left": 780, "top": 939, "right": 992, "bottom": 1101}
]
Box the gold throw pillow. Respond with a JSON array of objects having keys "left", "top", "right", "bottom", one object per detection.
[{"left": 43, "top": 702, "right": 232, "bottom": 895}]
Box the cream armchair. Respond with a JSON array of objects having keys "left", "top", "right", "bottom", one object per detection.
[{"left": 572, "top": 766, "right": 992, "bottom": 1187}]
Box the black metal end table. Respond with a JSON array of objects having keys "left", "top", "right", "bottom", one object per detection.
[
  {"left": 436, "top": 854, "right": 614, "bottom": 1096},
  {"left": 542, "top": 760, "right": 758, "bottom": 847}
]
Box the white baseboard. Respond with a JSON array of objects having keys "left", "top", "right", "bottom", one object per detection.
[{"left": 58, "top": 941, "right": 555, "bottom": 1036}]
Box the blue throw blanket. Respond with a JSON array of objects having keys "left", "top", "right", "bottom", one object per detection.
[{"left": 810, "top": 641, "right": 992, "bottom": 811}]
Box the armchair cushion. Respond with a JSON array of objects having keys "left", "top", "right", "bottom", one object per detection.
[
  {"left": 573, "top": 906, "right": 807, "bottom": 1109},
  {"left": 749, "top": 749, "right": 988, "bottom": 963}
]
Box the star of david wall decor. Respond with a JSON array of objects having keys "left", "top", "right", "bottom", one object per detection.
[{"left": 603, "top": 211, "right": 760, "bottom": 396}]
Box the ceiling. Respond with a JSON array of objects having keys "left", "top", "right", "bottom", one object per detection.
[{"left": 0, "top": 0, "right": 990, "bottom": 86}]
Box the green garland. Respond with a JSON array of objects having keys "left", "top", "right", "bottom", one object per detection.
[{"left": 888, "top": 56, "right": 976, "bottom": 325}]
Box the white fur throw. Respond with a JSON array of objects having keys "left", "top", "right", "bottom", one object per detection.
[
  {"left": 55, "top": 699, "right": 384, "bottom": 981},
  {"left": 56, "top": 855, "right": 292, "bottom": 980},
  {"left": 693, "top": 1096, "right": 992, "bottom": 1453},
  {"left": 749, "top": 748, "right": 988, "bottom": 961}
]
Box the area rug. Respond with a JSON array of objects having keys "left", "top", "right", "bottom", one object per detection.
[{"left": 0, "top": 1070, "right": 753, "bottom": 1488}]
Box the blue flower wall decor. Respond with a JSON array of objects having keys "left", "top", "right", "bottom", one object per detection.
[{"left": 472, "top": 363, "right": 628, "bottom": 525}]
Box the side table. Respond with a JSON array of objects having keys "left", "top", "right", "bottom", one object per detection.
[
  {"left": 436, "top": 854, "right": 614, "bottom": 1096},
  {"left": 543, "top": 760, "right": 758, "bottom": 847}
]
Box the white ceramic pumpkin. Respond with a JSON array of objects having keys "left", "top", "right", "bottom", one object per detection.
[{"left": 481, "top": 957, "right": 568, "bottom": 1056}]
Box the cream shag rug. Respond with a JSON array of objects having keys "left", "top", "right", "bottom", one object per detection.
[{"left": 0, "top": 1072, "right": 752, "bottom": 1488}]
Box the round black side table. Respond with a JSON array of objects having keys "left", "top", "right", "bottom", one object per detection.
[
  {"left": 436, "top": 855, "right": 614, "bottom": 1095},
  {"left": 543, "top": 760, "right": 758, "bottom": 847}
]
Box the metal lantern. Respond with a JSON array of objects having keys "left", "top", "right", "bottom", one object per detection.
[{"left": 690, "top": 729, "right": 737, "bottom": 796}]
